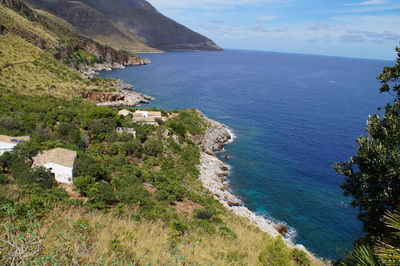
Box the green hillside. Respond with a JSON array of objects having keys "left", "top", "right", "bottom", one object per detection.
[{"left": 0, "top": 1, "right": 143, "bottom": 98}]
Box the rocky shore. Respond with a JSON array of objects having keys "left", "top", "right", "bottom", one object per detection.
[
  {"left": 197, "top": 112, "right": 325, "bottom": 264},
  {"left": 80, "top": 59, "right": 153, "bottom": 107},
  {"left": 80, "top": 59, "right": 151, "bottom": 79},
  {"left": 81, "top": 89, "right": 152, "bottom": 107}
]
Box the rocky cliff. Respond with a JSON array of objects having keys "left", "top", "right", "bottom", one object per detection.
[
  {"left": 24, "top": 0, "right": 222, "bottom": 52},
  {"left": 1, "top": 0, "right": 150, "bottom": 68}
]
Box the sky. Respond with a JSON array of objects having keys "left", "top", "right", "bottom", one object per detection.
[{"left": 146, "top": 0, "right": 400, "bottom": 60}]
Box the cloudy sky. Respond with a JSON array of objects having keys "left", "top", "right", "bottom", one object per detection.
[{"left": 147, "top": 0, "right": 400, "bottom": 60}]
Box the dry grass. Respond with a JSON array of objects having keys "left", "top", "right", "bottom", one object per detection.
[
  {"left": 0, "top": 34, "right": 42, "bottom": 67},
  {"left": 0, "top": 34, "right": 111, "bottom": 98},
  {"left": 0, "top": 5, "right": 58, "bottom": 47},
  {"left": 36, "top": 207, "right": 325, "bottom": 265}
]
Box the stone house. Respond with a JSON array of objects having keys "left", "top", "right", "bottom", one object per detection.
[{"left": 32, "top": 148, "right": 77, "bottom": 185}]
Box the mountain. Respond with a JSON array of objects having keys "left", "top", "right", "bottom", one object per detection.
[
  {"left": 0, "top": 0, "right": 148, "bottom": 98},
  {"left": 24, "top": 0, "right": 222, "bottom": 52}
]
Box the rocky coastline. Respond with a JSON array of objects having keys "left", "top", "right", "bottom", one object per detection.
[
  {"left": 197, "top": 112, "right": 324, "bottom": 264},
  {"left": 80, "top": 59, "right": 151, "bottom": 79},
  {"left": 80, "top": 60, "right": 152, "bottom": 107}
]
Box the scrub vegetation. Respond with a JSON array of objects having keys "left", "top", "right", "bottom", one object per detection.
[{"left": 0, "top": 1, "right": 317, "bottom": 264}]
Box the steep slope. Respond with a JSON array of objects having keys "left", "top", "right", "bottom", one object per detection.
[
  {"left": 24, "top": 0, "right": 222, "bottom": 52},
  {"left": 0, "top": 0, "right": 148, "bottom": 98}
]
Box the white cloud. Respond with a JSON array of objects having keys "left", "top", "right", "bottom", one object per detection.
[
  {"left": 147, "top": 0, "right": 285, "bottom": 9},
  {"left": 344, "top": 0, "right": 400, "bottom": 12},
  {"left": 350, "top": 0, "right": 391, "bottom": 6},
  {"left": 254, "top": 16, "right": 279, "bottom": 23}
]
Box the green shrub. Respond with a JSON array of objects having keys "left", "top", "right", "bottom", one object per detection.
[
  {"left": 89, "top": 118, "right": 116, "bottom": 136},
  {"left": 73, "top": 217, "right": 90, "bottom": 233},
  {"left": 258, "top": 236, "right": 291, "bottom": 265},
  {"left": 218, "top": 225, "right": 237, "bottom": 239},
  {"left": 29, "top": 167, "right": 55, "bottom": 189},
  {"left": 194, "top": 208, "right": 215, "bottom": 221},
  {"left": 87, "top": 181, "right": 114, "bottom": 208},
  {"left": 0, "top": 173, "right": 8, "bottom": 185},
  {"left": 73, "top": 176, "right": 96, "bottom": 196},
  {"left": 170, "top": 220, "right": 188, "bottom": 236},
  {"left": 291, "top": 249, "right": 311, "bottom": 266},
  {"left": 74, "top": 153, "right": 108, "bottom": 181},
  {"left": 143, "top": 138, "right": 163, "bottom": 156},
  {"left": 123, "top": 140, "right": 142, "bottom": 156},
  {"left": 112, "top": 175, "right": 150, "bottom": 206},
  {"left": 12, "top": 164, "right": 55, "bottom": 189}
]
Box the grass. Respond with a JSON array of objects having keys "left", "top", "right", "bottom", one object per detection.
[
  {"left": 0, "top": 34, "right": 113, "bottom": 98},
  {"left": 34, "top": 207, "right": 304, "bottom": 265},
  {"left": 0, "top": 33, "right": 42, "bottom": 67},
  {"left": 0, "top": 5, "right": 59, "bottom": 48}
]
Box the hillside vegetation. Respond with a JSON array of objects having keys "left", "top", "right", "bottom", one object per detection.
[
  {"left": 0, "top": 95, "right": 318, "bottom": 265},
  {"left": 0, "top": 2, "right": 140, "bottom": 98},
  {"left": 0, "top": 1, "right": 321, "bottom": 265}
]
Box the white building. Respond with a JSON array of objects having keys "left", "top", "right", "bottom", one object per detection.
[
  {"left": 132, "top": 111, "right": 162, "bottom": 126},
  {"left": 118, "top": 109, "right": 132, "bottom": 117},
  {"left": 116, "top": 127, "right": 136, "bottom": 138},
  {"left": 32, "top": 148, "right": 77, "bottom": 185},
  {"left": 0, "top": 135, "right": 30, "bottom": 155}
]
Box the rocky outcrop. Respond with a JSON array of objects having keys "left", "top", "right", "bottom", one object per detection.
[
  {"left": 79, "top": 58, "right": 151, "bottom": 78},
  {"left": 54, "top": 41, "right": 151, "bottom": 73},
  {"left": 197, "top": 111, "right": 232, "bottom": 155},
  {"left": 81, "top": 89, "right": 151, "bottom": 107}
]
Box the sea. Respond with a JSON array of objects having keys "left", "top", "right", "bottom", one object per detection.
[{"left": 99, "top": 49, "right": 393, "bottom": 259}]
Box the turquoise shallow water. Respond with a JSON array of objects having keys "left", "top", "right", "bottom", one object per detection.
[{"left": 100, "top": 50, "right": 392, "bottom": 259}]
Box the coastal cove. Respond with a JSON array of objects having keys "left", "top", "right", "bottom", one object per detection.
[{"left": 99, "top": 49, "right": 393, "bottom": 259}]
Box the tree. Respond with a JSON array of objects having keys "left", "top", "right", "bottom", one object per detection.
[
  {"left": 143, "top": 138, "right": 163, "bottom": 156},
  {"left": 87, "top": 181, "right": 114, "bottom": 208},
  {"left": 29, "top": 167, "right": 55, "bottom": 189},
  {"left": 73, "top": 176, "right": 96, "bottom": 196},
  {"left": 334, "top": 46, "right": 400, "bottom": 236},
  {"left": 89, "top": 118, "right": 116, "bottom": 136}
]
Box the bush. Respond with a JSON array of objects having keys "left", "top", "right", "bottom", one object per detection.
[
  {"left": 12, "top": 164, "right": 55, "bottom": 189},
  {"left": 194, "top": 208, "right": 215, "bottom": 221},
  {"left": 170, "top": 220, "right": 188, "bottom": 236},
  {"left": 0, "top": 173, "right": 8, "bottom": 185},
  {"left": 29, "top": 167, "right": 55, "bottom": 189},
  {"left": 291, "top": 249, "right": 311, "bottom": 266},
  {"left": 73, "top": 218, "right": 90, "bottom": 233},
  {"left": 124, "top": 140, "right": 142, "bottom": 156},
  {"left": 57, "top": 122, "right": 80, "bottom": 144},
  {"left": 0, "top": 116, "right": 22, "bottom": 131},
  {"left": 258, "top": 236, "right": 291, "bottom": 265},
  {"left": 87, "top": 181, "right": 114, "bottom": 208},
  {"left": 73, "top": 176, "right": 96, "bottom": 196},
  {"left": 74, "top": 153, "right": 108, "bottom": 181},
  {"left": 143, "top": 139, "right": 163, "bottom": 156},
  {"left": 89, "top": 118, "right": 116, "bottom": 136},
  {"left": 112, "top": 175, "right": 150, "bottom": 206}
]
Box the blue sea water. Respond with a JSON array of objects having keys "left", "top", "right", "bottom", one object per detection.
[{"left": 99, "top": 50, "right": 393, "bottom": 259}]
